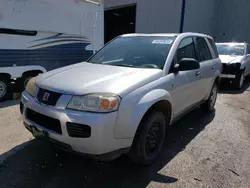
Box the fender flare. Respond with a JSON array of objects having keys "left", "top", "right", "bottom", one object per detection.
[
  {"left": 115, "top": 89, "right": 173, "bottom": 139},
  {"left": 0, "top": 66, "right": 46, "bottom": 79}
]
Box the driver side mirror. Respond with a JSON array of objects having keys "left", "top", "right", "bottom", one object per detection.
[{"left": 173, "top": 58, "right": 200, "bottom": 72}]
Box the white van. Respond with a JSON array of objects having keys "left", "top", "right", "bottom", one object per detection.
[{"left": 0, "top": 0, "right": 104, "bottom": 101}]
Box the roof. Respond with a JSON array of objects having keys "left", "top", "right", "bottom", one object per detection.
[
  {"left": 121, "top": 32, "right": 212, "bottom": 39},
  {"left": 121, "top": 33, "right": 179, "bottom": 37}
]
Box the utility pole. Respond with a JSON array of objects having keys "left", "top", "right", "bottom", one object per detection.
[
  {"left": 85, "top": 0, "right": 101, "bottom": 54},
  {"left": 180, "top": 0, "right": 186, "bottom": 33}
]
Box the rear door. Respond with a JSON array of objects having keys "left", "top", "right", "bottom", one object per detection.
[
  {"left": 170, "top": 37, "right": 203, "bottom": 117},
  {"left": 193, "top": 37, "right": 215, "bottom": 100}
]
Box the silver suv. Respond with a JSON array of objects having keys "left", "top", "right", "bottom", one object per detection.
[{"left": 21, "top": 33, "right": 221, "bottom": 165}]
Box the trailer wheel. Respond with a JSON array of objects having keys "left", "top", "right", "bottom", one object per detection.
[
  {"left": 22, "top": 76, "right": 33, "bottom": 90},
  {"left": 19, "top": 72, "right": 41, "bottom": 91},
  {"left": 0, "top": 77, "right": 11, "bottom": 102}
]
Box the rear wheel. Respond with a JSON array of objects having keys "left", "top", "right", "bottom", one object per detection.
[
  {"left": 0, "top": 77, "right": 11, "bottom": 102},
  {"left": 201, "top": 83, "right": 217, "bottom": 112},
  {"left": 129, "top": 110, "right": 167, "bottom": 166}
]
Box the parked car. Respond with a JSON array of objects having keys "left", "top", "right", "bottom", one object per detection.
[
  {"left": 216, "top": 42, "right": 250, "bottom": 89},
  {"left": 20, "top": 33, "right": 221, "bottom": 165}
]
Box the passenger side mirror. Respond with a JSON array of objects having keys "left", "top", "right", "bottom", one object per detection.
[{"left": 173, "top": 58, "right": 200, "bottom": 72}]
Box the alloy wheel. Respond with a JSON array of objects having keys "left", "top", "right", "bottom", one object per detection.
[{"left": 145, "top": 122, "right": 161, "bottom": 156}]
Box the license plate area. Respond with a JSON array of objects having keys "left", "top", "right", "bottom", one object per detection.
[
  {"left": 220, "top": 74, "right": 236, "bottom": 79},
  {"left": 30, "top": 125, "right": 48, "bottom": 140}
]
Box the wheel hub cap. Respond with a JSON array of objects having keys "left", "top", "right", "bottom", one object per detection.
[
  {"left": 0, "top": 81, "right": 7, "bottom": 98},
  {"left": 145, "top": 123, "right": 161, "bottom": 155},
  {"left": 210, "top": 86, "right": 217, "bottom": 108},
  {"left": 240, "top": 74, "right": 244, "bottom": 88}
]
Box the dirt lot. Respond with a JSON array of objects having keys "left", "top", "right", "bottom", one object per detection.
[{"left": 0, "top": 81, "right": 250, "bottom": 188}]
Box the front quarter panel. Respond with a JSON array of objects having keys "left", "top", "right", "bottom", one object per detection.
[
  {"left": 240, "top": 56, "right": 247, "bottom": 72},
  {"left": 114, "top": 76, "right": 173, "bottom": 139}
]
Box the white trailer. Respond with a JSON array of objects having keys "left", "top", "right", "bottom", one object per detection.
[{"left": 0, "top": 0, "right": 104, "bottom": 101}]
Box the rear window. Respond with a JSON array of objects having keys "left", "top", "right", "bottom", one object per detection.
[
  {"left": 207, "top": 38, "right": 219, "bottom": 58},
  {"left": 0, "top": 28, "right": 37, "bottom": 36}
]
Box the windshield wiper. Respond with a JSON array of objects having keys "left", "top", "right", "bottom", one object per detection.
[{"left": 112, "top": 64, "right": 135, "bottom": 67}]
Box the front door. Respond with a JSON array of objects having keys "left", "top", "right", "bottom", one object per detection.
[{"left": 170, "top": 37, "right": 203, "bottom": 118}]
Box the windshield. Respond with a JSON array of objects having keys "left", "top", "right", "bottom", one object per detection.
[
  {"left": 216, "top": 44, "right": 245, "bottom": 56},
  {"left": 88, "top": 36, "right": 176, "bottom": 69}
]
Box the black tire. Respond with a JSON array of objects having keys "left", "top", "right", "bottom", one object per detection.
[
  {"left": 234, "top": 71, "right": 244, "bottom": 89},
  {"left": 0, "top": 77, "right": 11, "bottom": 102},
  {"left": 129, "top": 110, "right": 167, "bottom": 166},
  {"left": 201, "top": 83, "right": 218, "bottom": 112},
  {"left": 23, "top": 76, "right": 33, "bottom": 89},
  {"left": 18, "top": 75, "right": 34, "bottom": 92}
]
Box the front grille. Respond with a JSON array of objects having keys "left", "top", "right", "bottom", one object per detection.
[
  {"left": 37, "top": 88, "right": 62, "bottom": 106},
  {"left": 221, "top": 63, "right": 241, "bottom": 74},
  {"left": 67, "top": 122, "right": 91, "bottom": 138},
  {"left": 26, "top": 108, "right": 62, "bottom": 134},
  {"left": 20, "top": 101, "right": 24, "bottom": 114}
]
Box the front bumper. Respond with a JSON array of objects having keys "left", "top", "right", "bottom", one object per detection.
[
  {"left": 220, "top": 63, "right": 241, "bottom": 79},
  {"left": 20, "top": 91, "right": 131, "bottom": 157}
]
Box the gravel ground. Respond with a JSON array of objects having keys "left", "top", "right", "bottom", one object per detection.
[{"left": 0, "top": 81, "right": 250, "bottom": 188}]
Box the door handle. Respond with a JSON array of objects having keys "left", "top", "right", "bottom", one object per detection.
[
  {"left": 212, "top": 66, "right": 216, "bottom": 70},
  {"left": 195, "top": 71, "right": 201, "bottom": 76}
]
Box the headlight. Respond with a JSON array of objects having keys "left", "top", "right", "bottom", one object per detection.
[
  {"left": 67, "top": 93, "right": 120, "bottom": 112},
  {"left": 25, "top": 78, "right": 36, "bottom": 97}
]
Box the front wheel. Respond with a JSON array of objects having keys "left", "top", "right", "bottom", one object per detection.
[
  {"left": 201, "top": 83, "right": 217, "bottom": 112},
  {"left": 235, "top": 72, "right": 244, "bottom": 89},
  {"left": 129, "top": 110, "right": 167, "bottom": 166}
]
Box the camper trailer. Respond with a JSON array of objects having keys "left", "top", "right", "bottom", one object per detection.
[{"left": 0, "top": 0, "right": 104, "bottom": 101}]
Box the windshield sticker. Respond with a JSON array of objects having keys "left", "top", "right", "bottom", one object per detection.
[{"left": 152, "top": 40, "right": 173, "bottom": 44}]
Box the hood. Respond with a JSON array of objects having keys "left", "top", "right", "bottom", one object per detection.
[
  {"left": 219, "top": 55, "right": 244, "bottom": 64},
  {"left": 36, "top": 62, "right": 162, "bottom": 97}
]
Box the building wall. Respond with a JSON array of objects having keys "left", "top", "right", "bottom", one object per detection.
[
  {"left": 215, "top": 0, "right": 250, "bottom": 43},
  {"left": 183, "top": 0, "right": 218, "bottom": 37},
  {"left": 105, "top": 0, "right": 182, "bottom": 33},
  {"left": 105, "top": 0, "right": 250, "bottom": 43}
]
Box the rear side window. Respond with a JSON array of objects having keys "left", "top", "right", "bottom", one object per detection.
[
  {"left": 175, "top": 37, "right": 196, "bottom": 63},
  {"left": 207, "top": 38, "right": 219, "bottom": 58},
  {"left": 194, "top": 37, "right": 212, "bottom": 62},
  {"left": 0, "top": 28, "right": 37, "bottom": 36}
]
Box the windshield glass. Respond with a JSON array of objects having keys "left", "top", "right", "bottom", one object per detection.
[
  {"left": 88, "top": 36, "right": 176, "bottom": 69},
  {"left": 216, "top": 44, "right": 245, "bottom": 56}
]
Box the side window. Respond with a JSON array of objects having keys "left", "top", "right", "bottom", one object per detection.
[
  {"left": 174, "top": 37, "right": 196, "bottom": 65},
  {"left": 246, "top": 44, "right": 250, "bottom": 55},
  {"left": 207, "top": 38, "right": 219, "bottom": 58},
  {"left": 194, "top": 37, "right": 212, "bottom": 62}
]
